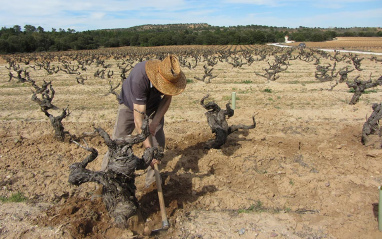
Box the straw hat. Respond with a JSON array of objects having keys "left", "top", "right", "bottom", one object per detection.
[{"left": 145, "top": 54, "right": 186, "bottom": 96}]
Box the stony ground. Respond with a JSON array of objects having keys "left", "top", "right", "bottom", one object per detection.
[{"left": 1, "top": 42, "right": 382, "bottom": 238}]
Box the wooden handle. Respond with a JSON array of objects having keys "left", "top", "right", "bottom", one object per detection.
[{"left": 154, "top": 163, "right": 169, "bottom": 229}]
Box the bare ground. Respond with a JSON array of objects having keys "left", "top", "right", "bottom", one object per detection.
[{"left": 1, "top": 45, "right": 382, "bottom": 239}]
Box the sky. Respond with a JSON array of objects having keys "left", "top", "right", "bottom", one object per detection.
[{"left": 0, "top": 0, "right": 381, "bottom": 32}]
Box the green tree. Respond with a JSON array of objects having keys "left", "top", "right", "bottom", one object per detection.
[
  {"left": 130, "top": 34, "right": 139, "bottom": 46},
  {"left": 72, "top": 34, "right": 98, "bottom": 50},
  {"left": 13, "top": 25, "right": 21, "bottom": 34},
  {"left": 0, "top": 39, "right": 10, "bottom": 53},
  {"left": 24, "top": 24, "right": 36, "bottom": 33},
  {"left": 251, "top": 31, "right": 266, "bottom": 44},
  {"left": 35, "top": 33, "right": 53, "bottom": 51},
  {"left": 119, "top": 36, "right": 130, "bottom": 46},
  {"left": 343, "top": 31, "right": 355, "bottom": 37},
  {"left": 311, "top": 32, "right": 325, "bottom": 41},
  {"left": 265, "top": 32, "right": 276, "bottom": 43},
  {"left": 104, "top": 37, "right": 120, "bottom": 47},
  {"left": 325, "top": 30, "right": 337, "bottom": 40},
  {"left": 37, "top": 26, "right": 44, "bottom": 33}
]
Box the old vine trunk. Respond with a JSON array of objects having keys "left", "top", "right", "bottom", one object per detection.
[
  {"left": 68, "top": 114, "right": 163, "bottom": 228},
  {"left": 200, "top": 94, "right": 256, "bottom": 149}
]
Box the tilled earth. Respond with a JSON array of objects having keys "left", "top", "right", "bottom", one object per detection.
[{"left": 1, "top": 44, "right": 382, "bottom": 238}]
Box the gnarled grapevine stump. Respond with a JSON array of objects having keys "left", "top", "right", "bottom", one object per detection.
[
  {"left": 30, "top": 80, "right": 73, "bottom": 141},
  {"left": 346, "top": 76, "right": 382, "bottom": 105},
  {"left": 44, "top": 106, "right": 70, "bottom": 141},
  {"left": 68, "top": 114, "right": 163, "bottom": 228},
  {"left": 362, "top": 103, "right": 382, "bottom": 145},
  {"left": 200, "top": 94, "right": 256, "bottom": 149}
]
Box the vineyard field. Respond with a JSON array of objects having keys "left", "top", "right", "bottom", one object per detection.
[{"left": 1, "top": 43, "right": 382, "bottom": 238}]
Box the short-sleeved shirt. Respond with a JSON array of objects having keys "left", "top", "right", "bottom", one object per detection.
[{"left": 119, "top": 61, "right": 163, "bottom": 111}]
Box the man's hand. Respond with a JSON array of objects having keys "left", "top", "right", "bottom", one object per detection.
[{"left": 150, "top": 158, "right": 160, "bottom": 169}]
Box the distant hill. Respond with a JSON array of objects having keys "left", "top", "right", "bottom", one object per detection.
[
  {"left": 103, "top": 23, "right": 211, "bottom": 32},
  {"left": 1, "top": 23, "right": 381, "bottom": 54},
  {"left": 101, "top": 24, "right": 381, "bottom": 36}
]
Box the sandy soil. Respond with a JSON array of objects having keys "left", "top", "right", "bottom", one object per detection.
[
  {"left": 286, "top": 37, "right": 382, "bottom": 53},
  {"left": 1, "top": 44, "right": 382, "bottom": 239}
]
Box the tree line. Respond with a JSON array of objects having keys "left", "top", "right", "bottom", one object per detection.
[{"left": 0, "top": 23, "right": 381, "bottom": 54}]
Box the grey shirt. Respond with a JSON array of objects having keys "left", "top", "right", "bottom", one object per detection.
[{"left": 119, "top": 61, "right": 163, "bottom": 111}]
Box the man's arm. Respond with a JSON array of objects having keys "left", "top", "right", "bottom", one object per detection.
[
  {"left": 150, "top": 95, "right": 172, "bottom": 136},
  {"left": 133, "top": 97, "right": 171, "bottom": 168},
  {"left": 133, "top": 103, "right": 151, "bottom": 148},
  {"left": 133, "top": 95, "right": 172, "bottom": 146}
]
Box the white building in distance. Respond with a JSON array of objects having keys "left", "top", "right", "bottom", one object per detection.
[{"left": 284, "top": 36, "right": 295, "bottom": 43}]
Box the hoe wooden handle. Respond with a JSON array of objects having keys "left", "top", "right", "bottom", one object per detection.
[{"left": 154, "top": 163, "right": 169, "bottom": 229}]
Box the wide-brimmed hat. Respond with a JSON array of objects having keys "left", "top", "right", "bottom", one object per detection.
[{"left": 145, "top": 55, "right": 186, "bottom": 96}]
